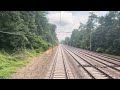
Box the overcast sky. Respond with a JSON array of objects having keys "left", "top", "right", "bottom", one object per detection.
[{"left": 47, "top": 11, "right": 108, "bottom": 42}]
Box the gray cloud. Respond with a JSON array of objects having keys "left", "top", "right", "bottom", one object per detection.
[{"left": 47, "top": 11, "right": 108, "bottom": 42}]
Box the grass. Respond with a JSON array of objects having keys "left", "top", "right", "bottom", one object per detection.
[{"left": 0, "top": 49, "right": 43, "bottom": 79}]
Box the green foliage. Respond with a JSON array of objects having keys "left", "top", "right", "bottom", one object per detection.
[
  {"left": 0, "top": 49, "right": 42, "bottom": 78},
  {"left": 96, "top": 47, "right": 105, "bottom": 53},
  {"left": 64, "top": 37, "right": 70, "bottom": 45},
  {"left": 63, "top": 11, "right": 120, "bottom": 56},
  {"left": 0, "top": 11, "right": 58, "bottom": 52},
  {"left": 105, "top": 47, "right": 114, "bottom": 54},
  {"left": 0, "top": 11, "right": 58, "bottom": 78},
  {"left": 91, "top": 11, "right": 120, "bottom": 55}
]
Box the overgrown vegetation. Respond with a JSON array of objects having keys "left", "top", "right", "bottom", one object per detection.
[
  {"left": 62, "top": 11, "right": 120, "bottom": 56},
  {"left": 0, "top": 11, "right": 58, "bottom": 78},
  {"left": 0, "top": 49, "right": 42, "bottom": 78},
  {"left": 0, "top": 11, "right": 58, "bottom": 51}
]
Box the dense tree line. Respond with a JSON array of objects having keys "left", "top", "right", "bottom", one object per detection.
[
  {"left": 63, "top": 11, "right": 120, "bottom": 55},
  {"left": 0, "top": 11, "right": 58, "bottom": 53}
]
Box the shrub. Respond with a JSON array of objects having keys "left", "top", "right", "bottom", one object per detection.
[
  {"left": 96, "top": 47, "right": 105, "bottom": 53},
  {"left": 105, "top": 47, "right": 114, "bottom": 54}
]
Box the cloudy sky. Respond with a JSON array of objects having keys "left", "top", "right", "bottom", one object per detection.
[{"left": 47, "top": 11, "right": 108, "bottom": 42}]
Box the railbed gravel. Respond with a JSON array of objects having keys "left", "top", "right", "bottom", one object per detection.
[{"left": 11, "top": 47, "right": 57, "bottom": 79}]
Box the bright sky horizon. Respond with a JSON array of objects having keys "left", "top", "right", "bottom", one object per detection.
[{"left": 47, "top": 11, "right": 108, "bottom": 42}]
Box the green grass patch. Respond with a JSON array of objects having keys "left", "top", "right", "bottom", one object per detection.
[{"left": 0, "top": 49, "right": 43, "bottom": 79}]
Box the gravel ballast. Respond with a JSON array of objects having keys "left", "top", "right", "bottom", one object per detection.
[{"left": 11, "top": 46, "right": 57, "bottom": 79}]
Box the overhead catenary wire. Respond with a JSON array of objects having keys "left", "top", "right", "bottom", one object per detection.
[
  {"left": 57, "top": 11, "right": 73, "bottom": 34},
  {"left": 0, "top": 30, "right": 22, "bottom": 35},
  {"left": 57, "top": 11, "right": 74, "bottom": 42},
  {"left": 0, "top": 30, "right": 38, "bottom": 37}
]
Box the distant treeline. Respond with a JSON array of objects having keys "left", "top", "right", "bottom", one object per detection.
[
  {"left": 62, "top": 11, "right": 120, "bottom": 55},
  {"left": 0, "top": 11, "right": 58, "bottom": 53}
]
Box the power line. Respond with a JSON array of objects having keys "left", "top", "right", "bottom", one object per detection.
[
  {"left": 0, "top": 31, "right": 37, "bottom": 37},
  {"left": 60, "top": 11, "right": 61, "bottom": 25},
  {"left": 0, "top": 31, "right": 22, "bottom": 35}
]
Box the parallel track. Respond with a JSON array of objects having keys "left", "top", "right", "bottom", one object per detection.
[
  {"left": 45, "top": 44, "right": 120, "bottom": 79},
  {"left": 65, "top": 45, "right": 120, "bottom": 71},
  {"left": 62, "top": 46, "right": 113, "bottom": 79},
  {"left": 63, "top": 45, "right": 120, "bottom": 79},
  {"left": 68, "top": 45, "right": 120, "bottom": 63}
]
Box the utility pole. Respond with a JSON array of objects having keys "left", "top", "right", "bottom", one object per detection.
[
  {"left": 50, "top": 33, "right": 53, "bottom": 52},
  {"left": 90, "top": 31, "right": 92, "bottom": 51},
  {"left": 52, "top": 37, "right": 53, "bottom": 52},
  {"left": 60, "top": 11, "right": 61, "bottom": 46},
  {"left": 60, "top": 11, "right": 61, "bottom": 25}
]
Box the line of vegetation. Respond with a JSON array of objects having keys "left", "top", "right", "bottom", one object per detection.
[
  {"left": 62, "top": 11, "right": 120, "bottom": 56},
  {"left": 0, "top": 11, "right": 58, "bottom": 78}
]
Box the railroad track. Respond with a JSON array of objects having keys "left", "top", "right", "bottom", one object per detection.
[
  {"left": 63, "top": 45, "right": 120, "bottom": 79},
  {"left": 45, "top": 44, "right": 120, "bottom": 79},
  {"left": 62, "top": 46, "right": 112, "bottom": 79},
  {"left": 65, "top": 45, "right": 120, "bottom": 70},
  {"left": 67, "top": 45, "right": 120, "bottom": 63},
  {"left": 45, "top": 45, "right": 74, "bottom": 79}
]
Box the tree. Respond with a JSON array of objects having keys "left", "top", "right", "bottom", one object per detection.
[
  {"left": 0, "top": 11, "right": 58, "bottom": 53},
  {"left": 64, "top": 37, "right": 70, "bottom": 45},
  {"left": 65, "top": 11, "right": 120, "bottom": 55}
]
